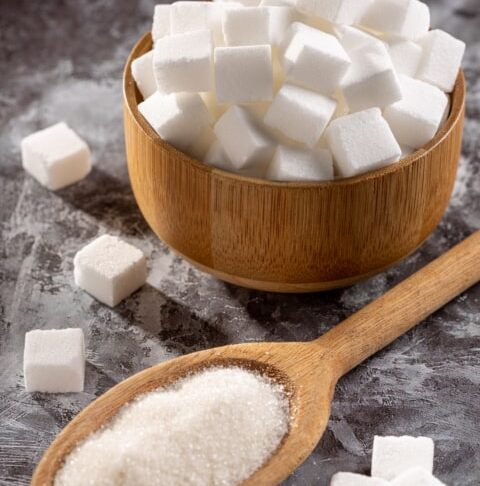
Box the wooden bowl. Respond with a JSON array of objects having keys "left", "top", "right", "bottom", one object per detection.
[{"left": 123, "top": 33, "right": 465, "bottom": 292}]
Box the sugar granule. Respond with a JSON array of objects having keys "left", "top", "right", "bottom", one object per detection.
[{"left": 54, "top": 366, "right": 290, "bottom": 486}]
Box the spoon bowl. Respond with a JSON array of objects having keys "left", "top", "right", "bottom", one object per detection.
[{"left": 32, "top": 231, "right": 480, "bottom": 485}]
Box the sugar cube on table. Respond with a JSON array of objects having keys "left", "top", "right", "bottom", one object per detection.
[
  {"left": 266, "top": 145, "right": 334, "bottom": 181},
  {"left": 169, "top": 1, "right": 209, "bottom": 34},
  {"left": 214, "top": 45, "right": 273, "bottom": 103},
  {"left": 138, "top": 92, "right": 212, "bottom": 151},
  {"left": 330, "top": 472, "right": 389, "bottom": 486},
  {"left": 74, "top": 235, "right": 147, "bottom": 307},
  {"left": 21, "top": 122, "right": 91, "bottom": 191},
  {"left": 416, "top": 29, "right": 466, "bottom": 93},
  {"left": 371, "top": 435, "right": 434, "bottom": 480},
  {"left": 325, "top": 108, "right": 401, "bottom": 178},
  {"left": 131, "top": 50, "right": 157, "bottom": 100},
  {"left": 388, "top": 40, "right": 423, "bottom": 77},
  {"left": 283, "top": 28, "right": 351, "bottom": 95},
  {"left": 360, "top": 0, "right": 430, "bottom": 40},
  {"left": 151, "top": 4, "right": 171, "bottom": 43},
  {"left": 390, "top": 467, "right": 446, "bottom": 486},
  {"left": 153, "top": 30, "right": 213, "bottom": 94},
  {"left": 214, "top": 105, "right": 275, "bottom": 170},
  {"left": 341, "top": 42, "right": 402, "bottom": 112},
  {"left": 384, "top": 75, "right": 449, "bottom": 149},
  {"left": 222, "top": 7, "right": 270, "bottom": 46},
  {"left": 264, "top": 83, "right": 337, "bottom": 147},
  {"left": 24, "top": 328, "right": 85, "bottom": 393},
  {"left": 297, "top": 0, "right": 374, "bottom": 26}
]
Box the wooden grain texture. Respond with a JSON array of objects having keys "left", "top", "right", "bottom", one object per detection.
[
  {"left": 123, "top": 33, "right": 466, "bottom": 292},
  {"left": 31, "top": 231, "right": 480, "bottom": 486}
]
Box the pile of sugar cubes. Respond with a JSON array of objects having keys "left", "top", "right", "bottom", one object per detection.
[
  {"left": 132, "top": 0, "right": 465, "bottom": 181},
  {"left": 331, "top": 435, "right": 446, "bottom": 485}
]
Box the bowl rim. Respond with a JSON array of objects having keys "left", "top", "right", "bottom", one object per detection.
[{"left": 123, "top": 32, "right": 466, "bottom": 189}]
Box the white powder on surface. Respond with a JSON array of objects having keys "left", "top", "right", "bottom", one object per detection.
[{"left": 54, "top": 367, "right": 289, "bottom": 486}]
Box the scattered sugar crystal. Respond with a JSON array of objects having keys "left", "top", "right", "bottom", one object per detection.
[
  {"left": 131, "top": 50, "right": 157, "bottom": 99},
  {"left": 390, "top": 467, "right": 446, "bottom": 486},
  {"left": 330, "top": 472, "right": 389, "bottom": 486},
  {"left": 151, "top": 4, "right": 171, "bottom": 43},
  {"left": 74, "top": 234, "right": 147, "bottom": 307},
  {"left": 21, "top": 122, "right": 91, "bottom": 191},
  {"left": 416, "top": 29, "right": 466, "bottom": 93},
  {"left": 384, "top": 75, "right": 449, "bottom": 149},
  {"left": 54, "top": 367, "right": 289, "bottom": 486},
  {"left": 24, "top": 328, "right": 85, "bottom": 393},
  {"left": 264, "top": 83, "right": 337, "bottom": 147},
  {"left": 388, "top": 40, "right": 422, "bottom": 77},
  {"left": 222, "top": 7, "right": 270, "bottom": 46},
  {"left": 214, "top": 45, "right": 273, "bottom": 103},
  {"left": 153, "top": 30, "right": 213, "bottom": 93},
  {"left": 266, "top": 145, "right": 334, "bottom": 181},
  {"left": 371, "top": 435, "right": 434, "bottom": 480},
  {"left": 325, "top": 108, "right": 401, "bottom": 178}
]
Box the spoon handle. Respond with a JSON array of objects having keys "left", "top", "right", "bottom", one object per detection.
[{"left": 318, "top": 230, "right": 480, "bottom": 378}]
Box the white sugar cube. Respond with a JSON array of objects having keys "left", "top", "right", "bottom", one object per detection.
[
  {"left": 170, "top": 1, "right": 209, "bottom": 34},
  {"left": 186, "top": 126, "right": 217, "bottom": 160},
  {"left": 139, "top": 92, "right": 213, "bottom": 151},
  {"left": 152, "top": 5, "right": 171, "bottom": 43},
  {"left": 215, "top": 45, "right": 273, "bottom": 103},
  {"left": 388, "top": 40, "right": 422, "bottom": 77},
  {"left": 264, "top": 83, "right": 337, "bottom": 147},
  {"left": 325, "top": 108, "right": 401, "bottom": 177},
  {"left": 21, "top": 122, "right": 91, "bottom": 191},
  {"left": 266, "top": 145, "right": 333, "bottom": 181},
  {"left": 214, "top": 105, "right": 275, "bottom": 170},
  {"left": 205, "top": 140, "right": 235, "bottom": 171},
  {"left": 334, "top": 25, "right": 384, "bottom": 52},
  {"left": 218, "top": 0, "right": 259, "bottom": 5},
  {"left": 267, "top": 6, "right": 299, "bottom": 45},
  {"left": 330, "top": 472, "right": 389, "bottom": 486},
  {"left": 261, "top": 0, "right": 296, "bottom": 5},
  {"left": 341, "top": 42, "right": 402, "bottom": 112},
  {"left": 131, "top": 50, "right": 157, "bottom": 99},
  {"left": 283, "top": 29, "right": 351, "bottom": 95},
  {"left": 297, "top": 0, "right": 374, "bottom": 26},
  {"left": 384, "top": 75, "right": 449, "bottom": 149},
  {"left": 390, "top": 467, "right": 446, "bottom": 486},
  {"left": 361, "top": 0, "right": 430, "bottom": 40},
  {"left": 222, "top": 7, "right": 270, "bottom": 46},
  {"left": 416, "top": 29, "right": 465, "bottom": 93},
  {"left": 153, "top": 30, "right": 213, "bottom": 93},
  {"left": 208, "top": 3, "right": 243, "bottom": 45},
  {"left": 371, "top": 436, "right": 434, "bottom": 480},
  {"left": 74, "top": 235, "right": 147, "bottom": 307},
  {"left": 24, "top": 328, "right": 85, "bottom": 393}
]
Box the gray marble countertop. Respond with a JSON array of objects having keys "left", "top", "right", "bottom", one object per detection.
[{"left": 0, "top": 1, "right": 479, "bottom": 485}]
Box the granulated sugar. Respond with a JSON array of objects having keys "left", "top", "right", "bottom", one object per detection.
[{"left": 54, "top": 367, "right": 289, "bottom": 486}]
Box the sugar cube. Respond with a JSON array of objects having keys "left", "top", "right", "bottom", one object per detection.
[
  {"left": 361, "top": 0, "right": 430, "bottom": 40},
  {"left": 214, "top": 45, "right": 273, "bottom": 103},
  {"left": 334, "top": 25, "right": 384, "bottom": 52},
  {"left": 330, "top": 472, "right": 389, "bottom": 486},
  {"left": 153, "top": 30, "right": 213, "bottom": 93},
  {"left": 267, "top": 6, "right": 299, "bottom": 46},
  {"left": 186, "top": 126, "right": 217, "bottom": 160},
  {"left": 214, "top": 105, "right": 275, "bottom": 170},
  {"left": 74, "top": 235, "right": 147, "bottom": 307},
  {"left": 388, "top": 40, "right": 422, "bottom": 77},
  {"left": 283, "top": 29, "right": 351, "bottom": 95},
  {"left": 390, "top": 467, "right": 446, "bottom": 486},
  {"left": 24, "top": 328, "right": 85, "bottom": 393},
  {"left": 219, "top": 0, "right": 259, "bottom": 6},
  {"left": 208, "top": 3, "right": 243, "bottom": 45},
  {"left": 152, "top": 4, "right": 171, "bottom": 43},
  {"left": 139, "top": 92, "right": 213, "bottom": 151},
  {"left": 200, "top": 91, "right": 228, "bottom": 120},
  {"left": 170, "top": 1, "right": 209, "bottom": 34},
  {"left": 341, "top": 42, "right": 402, "bottom": 112},
  {"left": 371, "top": 436, "right": 434, "bottom": 480},
  {"left": 384, "top": 75, "right": 449, "bottom": 149},
  {"left": 297, "top": 0, "right": 374, "bottom": 26},
  {"left": 325, "top": 108, "right": 401, "bottom": 177},
  {"left": 266, "top": 145, "right": 334, "bottom": 181},
  {"left": 21, "top": 122, "right": 91, "bottom": 191},
  {"left": 205, "top": 140, "right": 236, "bottom": 171},
  {"left": 264, "top": 83, "right": 337, "bottom": 147},
  {"left": 416, "top": 29, "right": 466, "bottom": 93},
  {"left": 261, "top": 0, "right": 296, "bottom": 6},
  {"left": 131, "top": 50, "right": 157, "bottom": 99},
  {"left": 222, "top": 7, "right": 270, "bottom": 46}
]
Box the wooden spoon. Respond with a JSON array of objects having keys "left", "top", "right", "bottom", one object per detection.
[{"left": 32, "top": 231, "right": 480, "bottom": 486}]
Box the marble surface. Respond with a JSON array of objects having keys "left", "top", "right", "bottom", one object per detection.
[{"left": 0, "top": 1, "right": 479, "bottom": 485}]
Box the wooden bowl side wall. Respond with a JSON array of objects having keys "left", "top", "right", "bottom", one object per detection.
[{"left": 124, "top": 33, "right": 465, "bottom": 292}]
